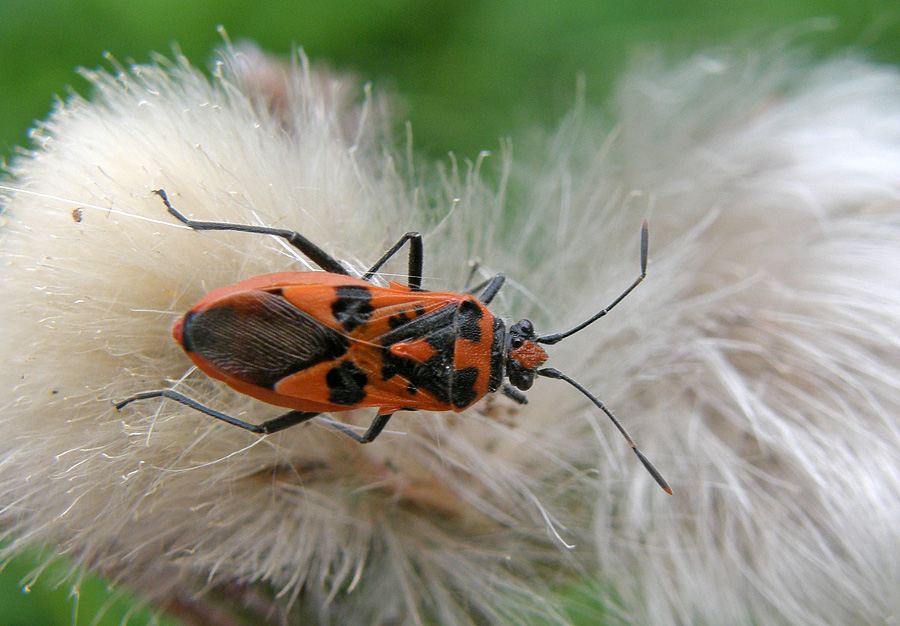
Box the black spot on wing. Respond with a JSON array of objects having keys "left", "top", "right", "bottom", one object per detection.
[
  {"left": 327, "top": 361, "right": 368, "bottom": 405},
  {"left": 451, "top": 367, "right": 479, "bottom": 409},
  {"left": 332, "top": 286, "right": 374, "bottom": 332},
  {"left": 180, "top": 311, "right": 200, "bottom": 353},
  {"left": 388, "top": 310, "right": 410, "bottom": 330},
  {"left": 488, "top": 317, "right": 506, "bottom": 393},
  {"left": 182, "top": 290, "right": 349, "bottom": 388},
  {"left": 456, "top": 298, "right": 483, "bottom": 342}
]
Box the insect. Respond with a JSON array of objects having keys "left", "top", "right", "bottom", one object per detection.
[{"left": 117, "top": 189, "right": 672, "bottom": 494}]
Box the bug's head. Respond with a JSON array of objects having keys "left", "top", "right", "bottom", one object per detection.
[{"left": 506, "top": 319, "right": 549, "bottom": 391}]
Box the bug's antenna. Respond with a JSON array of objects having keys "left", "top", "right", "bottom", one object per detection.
[
  {"left": 537, "top": 367, "right": 672, "bottom": 495},
  {"left": 537, "top": 220, "right": 648, "bottom": 346}
]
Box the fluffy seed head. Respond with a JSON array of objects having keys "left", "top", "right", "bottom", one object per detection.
[
  {"left": 4, "top": 39, "right": 900, "bottom": 626},
  {"left": 0, "top": 44, "right": 602, "bottom": 625}
]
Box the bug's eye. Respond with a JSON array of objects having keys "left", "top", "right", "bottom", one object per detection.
[{"left": 518, "top": 319, "right": 534, "bottom": 335}]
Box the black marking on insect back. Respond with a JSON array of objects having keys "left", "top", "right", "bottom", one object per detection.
[
  {"left": 326, "top": 361, "right": 368, "bottom": 405},
  {"left": 488, "top": 317, "right": 506, "bottom": 393},
  {"left": 180, "top": 311, "right": 199, "bottom": 353},
  {"left": 377, "top": 304, "right": 457, "bottom": 404},
  {"left": 183, "top": 291, "right": 349, "bottom": 388},
  {"left": 451, "top": 367, "right": 479, "bottom": 409},
  {"left": 388, "top": 310, "right": 410, "bottom": 330},
  {"left": 331, "top": 286, "right": 374, "bottom": 332},
  {"left": 456, "top": 298, "right": 483, "bottom": 343}
]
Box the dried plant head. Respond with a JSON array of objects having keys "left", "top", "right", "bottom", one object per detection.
[
  {"left": 5, "top": 35, "right": 900, "bottom": 626},
  {"left": 0, "top": 44, "right": 610, "bottom": 625},
  {"left": 566, "top": 51, "right": 900, "bottom": 625}
]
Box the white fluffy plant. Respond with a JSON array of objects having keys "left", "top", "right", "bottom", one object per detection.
[
  {"left": 0, "top": 45, "right": 601, "bottom": 626},
  {"left": 2, "top": 40, "right": 900, "bottom": 626}
]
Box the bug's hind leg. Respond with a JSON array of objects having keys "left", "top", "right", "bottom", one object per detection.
[
  {"left": 115, "top": 390, "right": 319, "bottom": 434},
  {"left": 153, "top": 189, "right": 350, "bottom": 276}
]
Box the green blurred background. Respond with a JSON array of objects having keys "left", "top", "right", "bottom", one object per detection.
[{"left": 1, "top": 1, "right": 898, "bottom": 624}]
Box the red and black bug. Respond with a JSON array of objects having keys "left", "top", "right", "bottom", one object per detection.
[{"left": 117, "top": 189, "right": 671, "bottom": 494}]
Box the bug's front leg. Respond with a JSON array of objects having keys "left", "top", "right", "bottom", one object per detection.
[{"left": 500, "top": 384, "right": 528, "bottom": 405}]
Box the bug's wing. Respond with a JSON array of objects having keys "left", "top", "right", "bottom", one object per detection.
[{"left": 181, "top": 290, "right": 350, "bottom": 389}]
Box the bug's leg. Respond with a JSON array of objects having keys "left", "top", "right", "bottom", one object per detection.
[
  {"left": 463, "top": 275, "right": 489, "bottom": 295},
  {"left": 153, "top": 189, "right": 350, "bottom": 275},
  {"left": 500, "top": 384, "right": 528, "bottom": 405},
  {"left": 361, "top": 232, "right": 423, "bottom": 290},
  {"left": 474, "top": 273, "right": 506, "bottom": 304},
  {"left": 116, "top": 390, "right": 319, "bottom": 434},
  {"left": 462, "top": 261, "right": 482, "bottom": 291},
  {"left": 319, "top": 412, "right": 395, "bottom": 443},
  {"left": 117, "top": 390, "right": 263, "bottom": 433},
  {"left": 254, "top": 410, "right": 322, "bottom": 433}
]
